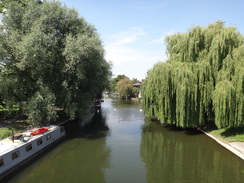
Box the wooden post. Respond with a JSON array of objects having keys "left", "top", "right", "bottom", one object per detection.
[{"left": 12, "top": 129, "right": 14, "bottom": 143}]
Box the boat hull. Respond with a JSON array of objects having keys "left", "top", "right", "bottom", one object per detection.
[{"left": 0, "top": 126, "right": 66, "bottom": 181}]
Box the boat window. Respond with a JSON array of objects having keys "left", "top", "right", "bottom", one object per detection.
[
  {"left": 26, "top": 144, "right": 32, "bottom": 152},
  {"left": 37, "top": 139, "right": 43, "bottom": 146},
  {"left": 46, "top": 134, "right": 51, "bottom": 141},
  {"left": 12, "top": 151, "right": 20, "bottom": 160},
  {"left": 0, "top": 158, "right": 4, "bottom": 167}
]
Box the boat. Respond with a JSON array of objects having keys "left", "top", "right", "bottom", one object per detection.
[
  {"left": 94, "top": 99, "right": 101, "bottom": 109},
  {"left": 0, "top": 125, "right": 66, "bottom": 180}
]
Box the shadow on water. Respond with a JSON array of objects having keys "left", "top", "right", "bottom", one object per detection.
[
  {"left": 65, "top": 111, "right": 110, "bottom": 140},
  {"left": 165, "top": 125, "right": 203, "bottom": 135},
  {"left": 143, "top": 119, "right": 203, "bottom": 136}
]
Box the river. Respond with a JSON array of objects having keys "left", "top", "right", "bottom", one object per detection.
[{"left": 7, "top": 98, "right": 244, "bottom": 183}]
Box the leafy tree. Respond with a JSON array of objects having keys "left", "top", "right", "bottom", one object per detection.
[
  {"left": 0, "top": 0, "right": 111, "bottom": 124},
  {"left": 142, "top": 21, "right": 244, "bottom": 128},
  {"left": 117, "top": 78, "right": 133, "bottom": 100},
  {"left": 132, "top": 87, "right": 140, "bottom": 98},
  {"left": 0, "top": 0, "right": 42, "bottom": 13},
  {"left": 131, "top": 78, "right": 138, "bottom": 84},
  {"left": 109, "top": 74, "right": 127, "bottom": 92}
]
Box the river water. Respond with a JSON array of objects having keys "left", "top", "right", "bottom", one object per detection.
[{"left": 7, "top": 98, "right": 244, "bottom": 183}]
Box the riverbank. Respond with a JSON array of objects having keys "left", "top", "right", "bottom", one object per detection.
[
  {"left": 199, "top": 129, "right": 244, "bottom": 160},
  {"left": 1, "top": 117, "right": 244, "bottom": 161}
]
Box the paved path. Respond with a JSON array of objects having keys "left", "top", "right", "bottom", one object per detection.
[
  {"left": 230, "top": 142, "right": 244, "bottom": 155},
  {"left": 199, "top": 129, "right": 244, "bottom": 160}
]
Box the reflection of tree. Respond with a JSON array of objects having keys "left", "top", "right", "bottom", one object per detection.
[
  {"left": 113, "top": 98, "right": 141, "bottom": 108},
  {"left": 140, "top": 118, "right": 244, "bottom": 183},
  {"left": 56, "top": 111, "right": 111, "bottom": 183},
  {"left": 9, "top": 111, "right": 111, "bottom": 183},
  {"left": 70, "top": 111, "right": 111, "bottom": 140}
]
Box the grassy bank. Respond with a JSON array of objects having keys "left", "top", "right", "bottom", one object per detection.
[
  {"left": 208, "top": 127, "right": 244, "bottom": 143},
  {"left": 0, "top": 124, "right": 26, "bottom": 140}
]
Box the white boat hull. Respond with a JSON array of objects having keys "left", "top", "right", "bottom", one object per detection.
[{"left": 0, "top": 125, "right": 66, "bottom": 180}]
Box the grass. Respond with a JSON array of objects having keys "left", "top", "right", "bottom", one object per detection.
[
  {"left": 0, "top": 128, "right": 12, "bottom": 140},
  {"left": 209, "top": 126, "right": 244, "bottom": 142},
  {"left": 0, "top": 125, "right": 24, "bottom": 140},
  {"left": 0, "top": 122, "right": 30, "bottom": 140}
]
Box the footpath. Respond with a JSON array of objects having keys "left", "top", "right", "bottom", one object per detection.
[{"left": 199, "top": 129, "right": 244, "bottom": 160}]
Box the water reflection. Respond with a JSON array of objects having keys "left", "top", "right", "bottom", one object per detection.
[
  {"left": 103, "top": 98, "right": 147, "bottom": 183},
  {"left": 67, "top": 111, "right": 111, "bottom": 139},
  {"left": 140, "top": 118, "right": 244, "bottom": 183},
  {"left": 8, "top": 112, "right": 111, "bottom": 183},
  {"left": 4, "top": 98, "right": 244, "bottom": 183}
]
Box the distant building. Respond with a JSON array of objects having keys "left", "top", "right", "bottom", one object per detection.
[
  {"left": 133, "top": 82, "right": 141, "bottom": 88},
  {"left": 132, "top": 80, "right": 144, "bottom": 98}
]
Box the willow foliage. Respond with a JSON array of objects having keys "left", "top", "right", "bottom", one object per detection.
[
  {"left": 143, "top": 62, "right": 174, "bottom": 123},
  {"left": 213, "top": 45, "right": 244, "bottom": 128},
  {"left": 143, "top": 21, "right": 244, "bottom": 128}
]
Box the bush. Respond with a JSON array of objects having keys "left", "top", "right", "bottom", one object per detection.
[{"left": 0, "top": 128, "right": 12, "bottom": 139}]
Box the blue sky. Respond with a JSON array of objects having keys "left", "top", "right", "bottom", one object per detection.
[{"left": 60, "top": 0, "right": 244, "bottom": 80}]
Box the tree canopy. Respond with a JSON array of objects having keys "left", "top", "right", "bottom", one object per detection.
[
  {"left": 142, "top": 21, "right": 244, "bottom": 128},
  {"left": 117, "top": 78, "right": 133, "bottom": 100},
  {"left": 0, "top": 0, "right": 111, "bottom": 124},
  {"left": 109, "top": 74, "right": 127, "bottom": 92},
  {"left": 0, "top": 0, "right": 42, "bottom": 13}
]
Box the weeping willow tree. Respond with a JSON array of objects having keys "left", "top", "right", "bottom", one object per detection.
[
  {"left": 142, "top": 21, "right": 244, "bottom": 128},
  {"left": 213, "top": 45, "right": 244, "bottom": 128}
]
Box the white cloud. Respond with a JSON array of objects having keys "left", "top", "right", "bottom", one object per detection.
[
  {"left": 104, "top": 27, "right": 171, "bottom": 80},
  {"left": 108, "top": 27, "right": 146, "bottom": 46},
  {"left": 106, "top": 46, "right": 138, "bottom": 64},
  {"left": 105, "top": 27, "right": 147, "bottom": 66},
  {"left": 147, "top": 29, "right": 178, "bottom": 45},
  {"left": 147, "top": 37, "right": 165, "bottom": 45}
]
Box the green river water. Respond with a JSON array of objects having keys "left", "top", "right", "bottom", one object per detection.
[{"left": 7, "top": 98, "right": 244, "bottom": 183}]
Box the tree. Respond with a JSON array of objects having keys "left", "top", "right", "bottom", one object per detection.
[
  {"left": 117, "top": 78, "right": 133, "bottom": 100},
  {"left": 0, "top": 0, "right": 42, "bottom": 13},
  {"left": 109, "top": 74, "right": 127, "bottom": 92},
  {"left": 132, "top": 87, "right": 140, "bottom": 98},
  {"left": 0, "top": 0, "right": 111, "bottom": 124},
  {"left": 131, "top": 78, "right": 138, "bottom": 84},
  {"left": 142, "top": 21, "right": 244, "bottom": 128}
]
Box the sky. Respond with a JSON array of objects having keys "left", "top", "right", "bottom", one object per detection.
[{"left": 60, "top": 0, "right": 244, "bottom": 80}]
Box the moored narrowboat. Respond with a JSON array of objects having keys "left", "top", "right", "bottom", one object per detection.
[{"left": 0, "top": 125, "right": 66, "bottom": 180}]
